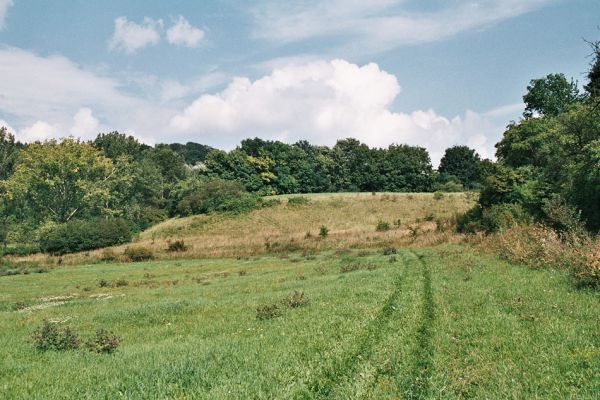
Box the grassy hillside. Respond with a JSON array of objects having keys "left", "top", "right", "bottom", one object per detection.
[
  {"left": 37, "top": 192, "right": 475, "bottom": 265},
  {"left": 1, "top": 245, "right": 599, "bottom": 398}
]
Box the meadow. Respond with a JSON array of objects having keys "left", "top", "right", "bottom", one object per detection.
[{"left": 1, "top": 193, "right": 599, "bottom": 399}]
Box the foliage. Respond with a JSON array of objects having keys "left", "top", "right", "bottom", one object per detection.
[
  {"left": 287, "top": 196, "right": 311, "bottom": 206},
  {"left": 40, "top": 218, "right": 131, "bottom": 255},
  {"left": 123, "top": 246, "right": 154, "bottom": 262},
  {"left": 282, "top": 290, "right": 309, "bottom": 308},
  {"left": 166, "top": 240, "right": 188, "bottom": 252},
  {"left": 523, "top": 73, "right": 580, "bottom": 117},
  {"left": 319, "top": 225, "right": 329, "bottom": 238},
  {"left": 32, "top": 321, "right": 80, "bottom": 351},
  {"left": 256, "top": 303, "right": 281, "bottom": 320},
  {"left": 175, "top": 178, "right": 258, "bottom": 216},
  {"left": 86, "top": 329, "right": 121, "bottom": 354},
  {"left": 438, "top": 145, "right": 482, "bottom": 189},
  {"left": 376, "top": 220, "right": 390, "bottom": 232},
  {"left": 0, "top": 127, "right": 22, "bottom": 180},
  {"left": 0, "top": 259, "right": 45, "bottom": 276}
]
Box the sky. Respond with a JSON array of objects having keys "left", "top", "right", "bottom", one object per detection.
[{"left": 0, "top": 0, "right": 598, "bottom": 165}]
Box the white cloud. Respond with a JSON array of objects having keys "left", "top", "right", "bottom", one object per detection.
[
  {"left": 20, "top": 121, "right": 60, "bottom": 142},
  {"left": 253, "top": 0, "right": 555, "bottom": 51},
  {"left": 0, "top": 119, "right": 15, "bottom": 135},
  {"left": 0, "top": 46, "right": 173, "bottom": 144},
  {"left": 70, "top": 107, "right": 100, "bottom": 138},
  {"left": 108, "top": 16, "right": 162, "bottom": 54},
  {"left": 170, "top": 59, "right": 508, "bottom": 164},
  {"left": 166, "top": 16, "right": 204, "bottom": 48},
  {"left": 0, "top": 0, "right": 12, "bottom": 29}
]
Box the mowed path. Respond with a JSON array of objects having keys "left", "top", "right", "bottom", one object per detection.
[{"left": 1, "top": 245, "right": 599, "bottom": 399}]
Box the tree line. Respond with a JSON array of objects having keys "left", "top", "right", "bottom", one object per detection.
[{"left": 0, "top": 127, "right": 485, "bottom": 254}]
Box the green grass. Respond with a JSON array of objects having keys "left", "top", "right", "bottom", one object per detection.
[{"left": 1, "top": 245, "right": 599, "bottom": 399}]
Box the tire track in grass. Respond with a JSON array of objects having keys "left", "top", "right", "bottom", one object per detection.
[
  {"left": 301, "top": 265, "right": 406, "bottom": 399},
  {"left": 402, "top": 251, "right": 436, "bottom": 400}
]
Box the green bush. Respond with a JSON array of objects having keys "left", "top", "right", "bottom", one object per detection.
[
  {"left": 123, "top": 246, "right": 154, "bottom": 262},
  {"left": 32, "top": 321, "right": 80, "bottom": 351},
  {"left": 176, "top": 179, "right": 258, "bottom": 216},
  {"left": 166, "top": 240, "right": 188, "bottom": 252},
  {"left": 319, "top": 225, "right": 329, "bottom": 238},
  {"left": 433, "top": 191, "right": 444, "bottom": 200},
  {"left": 40, "top": 218, "right": 131, "bottom": 255},
  {"left": 86, "top": 329, "right": 120, "bottom": 354},
  {"left": 1, "top": 244, "right": 41, "bottom": 257},
  {"left": 376, "top": 220, "right": 390, "bottom": 232},
  {"left": 459, "top": 203, "right": 532, "bottom": 233},
  {"left": 0, "top": 259, "right": 45, "bottom": 276},
  {"left": 287, "top": 196, "right": 311, "bottom": 206}
]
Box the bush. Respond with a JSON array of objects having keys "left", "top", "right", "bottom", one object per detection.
[
  {"left": 571, "top": 239, "right": 600, "bottom": 288},
  {"left": 287, "top": 196, "right": 311, "bottom": 206},
  {"left": 32, "top": 321, "right": 80, "bottom": 351},
  {"left": 86, "top": 329, "right": 120, "bottom": 354},
  {"left": 319, "top": 225, "right": 329, "bottom": 238},
  {"left": 340, "top": 263, "right": 362, "bottom": 273},
  {"left": 166, "top": 240, "right": 188, "bottom": 252},
  {"left": 40, "top": 218, "right": 132, "bottom": 255},
  {"left": 259, "top": 198, "right": 282, "bottom": 208},
  {"left": 176, "top": 178, "right": 258, "bottom": 216},
  {"left": 256, "top": 303, "right": 281, "bottom": 320},
  {"left": 114, "top": 279, "right": 128, "bottom": 287},
  {"left": 0, "top": 259, "right": 45, "bottom": 277},
  {"left": 433, "top": 191, "right": 444, "bottom": 200},
  {"left": 459, "top": 204, "right": 532, "bottom": 234},
  {"left": 123, "top": 246, "right": 154, "bottom": 262},
  {"left": 0, "top": 244, "right": 41, "bottom": 257},
  {"left": 100, "top": 248, "right": 117, "bottom": 262},
  {"left": 383, "top": 246, "right": 397, "bottom": 255},
  {"left": 283, "top": 290, "right": 309, "bottom": 308},
  {"left": 376, "top": 221, "right": 390, "bottom": 232},
  {"left": 98, "top": 279, "right": 109, "bottom": 288}
]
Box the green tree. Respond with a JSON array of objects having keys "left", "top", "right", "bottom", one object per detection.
[
  {"left": 93, "top": 131, "right": 148, "bottom": 160},
  {"left": 584, "top": 39, "right": 600, "bottom": 98},
  {"left": 438, "top": 145, "right": 482, "bottom": 189},
  {"left": 523, "top": 73, "right": 580, "bottom": 118},
  {"left": 0, "top": 127, "right": 21, "bottom": 180},
  {"left": 4, "top": 138, "right": 115, "bottom": 224}
]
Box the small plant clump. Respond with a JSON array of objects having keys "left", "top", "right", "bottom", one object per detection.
[
  {"left": 340, "top": 263, "right": 362, "bottom": 273},
  {"left": 319, "top": 225, "right": 329, "bottom": 238},
  {"left": 314, "top": 266, "right": 327, "bottom": 275},
  {"left": 100, "top": 249, "right": 116, "bottom": 262},
  {"left": 238, "top": 269, "right": 247, "bottom": 276},
  {"left": 123, "top": 246, "right": 154, "bottom": 262},
  {"left": 287, "top": 196, "right": 311, "bottom": 206},
  {"left": 283, "top": 290, "right": 309, "bottom": 308},
  {"left": 383, "top": 246, "right": 397, "bottom": 255},
  {"left": 86, "top": 329, "right": 121, "bottom": 354},
  {"left": 256, "top": 303, "right": 282, "bottom": 320},
  {"left": 433, "top": 191, "right": 444, "bottom": 200},
  {"left": 114, "top": 279, "right": 129, "bottom": 287},
  {"left": 98, "top": 278, "right": 109, "bottom": 288},
  {"left": 32, "top": 320, "right": 80, "bottom": 351},
  {"left": 166, "top": 240, "right": 188, "bottom": 252},
  {"left": 376, "top": 220, "right": 391, "bottom": 232}
]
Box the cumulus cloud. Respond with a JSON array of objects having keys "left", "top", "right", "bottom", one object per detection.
[
  {"left": 19, "top": 121, "right": 60, "bottom": 142},
  {"left": 0, "top": 46, "right": 172, "bottom": 143},
  {"left": 253, "top": 0, "right": 555, "bottom": 51},
  {"left": 109, "top": 16, "right": 163, "bottom": 54},
  {"left": 166, "top": 16, "right": 204, "bottom": 48},
  {"left": 170, "top": 59, "right": 508, "bottom": 164},
  {"left": 0, "top": 0, "right": 12, "bottom": 29},
  {"left": 70, "top": 108, "right": 100, "bottom": 138}
]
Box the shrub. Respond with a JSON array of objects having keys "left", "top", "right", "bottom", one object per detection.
[
  {"left": 100, "top": 249, "right": 117, "bottom": 262},
  {"left": 114, "top": 279, "right": 128, "bottom": 287},
  {"left": 166, "top": 240, "right": 188, "bottom": 252},
  {"left": 256, "top": 303, "right": 281, "bottom": 320},
  {"left": 571, "top": 239, "right": 600, "bottom": 288},
  {"left": 314, "top": 266, "right": 327, "bottom": 275},
  {"left": 340, "top": 263, "right": 362, "bottom": 273},
  {"left": 32, "top": 321, "right": 80, "bottom": 351},
  {"left": 0, "top": 260, "right": 44, "bottom": 277},
  {"left": 98, "top": 279, "right": 109, "bottom": 288},
  {"left": 260, "top": 198, "right": 282, "bottom": 208},
  {"left": 287, "top": 196, "right": 311, "bottom": 206},
  {"left": 393, "top": 219, "right": 402, "bottom": 228},
  {"left": 283, "top": 290, "right": 309, "bottom": 308},
  {"left": 319, "top": 225, "right": 329, "bottom": 238},
  {"left": 376, "top": 221, "right": 390, "bottom": 232},
  {"left": 40, "top": 218, "right": 132, "bottom": 255},
  {"left": 1, "top": 244, "right": 41, "bottom": 257},
  {"left": 123, "top": 246, "right": 154, "bottom": 262},
  {"left": 383, "top": 247, "right": 397, "bottom": 255},
  {"left": 433, "top": 191, "right": 444, "bottom": 200},
  {"left": 176, "top": 178, "right": 259, "bottom": 216},
  {"left": 481, "top": 203, "right": 532, "bottom": 233},
  {"left": 86, "top": 329, "right": 120, "bottom": 354}
]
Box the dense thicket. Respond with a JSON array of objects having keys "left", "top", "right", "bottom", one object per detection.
[{"left": 462, "top": 40, "right": 600, "bottom": 233}]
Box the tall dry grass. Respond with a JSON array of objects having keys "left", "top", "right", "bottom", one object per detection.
[{"left": 17, "top": 192, "right": 474, "bottom": 266}]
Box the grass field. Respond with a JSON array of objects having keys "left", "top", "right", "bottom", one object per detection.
[
  {"left": 31, "top": 192, "right": 475, "bottom": 266},
  {"left": 1, "top": 244, "right": 599, "bottom": 399}
]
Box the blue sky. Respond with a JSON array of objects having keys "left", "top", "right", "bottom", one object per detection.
[{"left": 0, "top": 0, "right": 598, "bottom": 164}]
